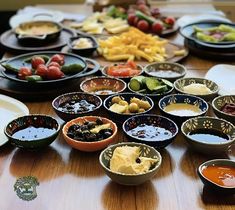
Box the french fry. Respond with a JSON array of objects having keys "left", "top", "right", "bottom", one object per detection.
[{"left": 98, "top": 27, "right": 168, "bottom": 62}]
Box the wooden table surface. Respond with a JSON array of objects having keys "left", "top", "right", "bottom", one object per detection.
[{"left": 0, "top": 7, "right": 235, "bottom": 210}]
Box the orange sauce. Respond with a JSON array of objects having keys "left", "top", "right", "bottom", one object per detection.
[{"left": 202, "top": 165, "right": 235, "bottom": 187}]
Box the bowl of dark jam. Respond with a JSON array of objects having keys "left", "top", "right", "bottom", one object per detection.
[
  {"left": 4, "top": 115, "right": 60, "bottom": 149},
  {"left": 62, "top": 116, "right": 117, "bottom": 152},
  {"left": 212, "top": 95, "right": 235, "bottom": 124},
  {"left": 123, "top": 114, "right": 178, "bottom": 149},
  {"left": 181, "top": 116, "right": 235, "bottom": 154},
  {"left": 52, "top": 92, "right": 102, "bottom": 121}
]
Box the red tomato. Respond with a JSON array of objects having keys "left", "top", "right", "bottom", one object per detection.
[
  {"left": 31, "top": 56, "right": 45, "bottom": 69},
  {"left": 164, "top": 17, "right": 175, "bottom": 26},
  {"left": 48, "top": 61, "right": 61, "bottom": 68},
  {"left": 129, "top": 69, "right": 141, "bottom": 76},
  {"left": 47, "top": 66, "right": 64, "bottom": 80},
  {"left": 151, "top": 22, "right": 164, "bottom": 34},
  {"left": 18, "top": 67, "right": 32, "bottom": 80},
  {"left": 127, "top": 14, "right": 136, "bottom": 25},
  {"left": 50, "top": 54, "right": 65, "bottom": 65},
  {"left": 127, "top": 60, "right": 137, "bottom": 69},
  {"left": 133, "top": 17, "right": 140, "bottom": 27},
  {"left": 137, "top": 20, "right": 149, "bottom": 32},
  {"left": 35, "top": 64, "right": 48, "bottom": 78}
]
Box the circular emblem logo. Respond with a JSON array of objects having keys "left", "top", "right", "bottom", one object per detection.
[{"left": 14, "top": 176, "right": 39, "bottom": 201}]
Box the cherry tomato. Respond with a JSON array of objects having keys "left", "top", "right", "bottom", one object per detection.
[
  {"left": 48, "top": 61, "right": 61, "bottom": 68},
  {"left": 18, "top": 67, "right": 32, "bottom": 80},
  {"left": 127, "top": 14, "right": 136, "bottom": 25},
  {"left": 133, "top": 17, "right": 140, "bottom": 27},
  {"left": 152, "top": 22, "right": 164, "bottom": 34},
  {"left": 50, "top": 54, "right": 65, "bottom": 65},
  {"left": 31, "top": 56, "right": 45, "bottom": 69},
  {"left": 35, "top": 64, "right": 48, "bottom": 78},
  {"left": 47, "top": 66, "right": 64, "bottom": 80},
  {"left": 164, "top": 17, "right": 175, "bottom": 26},
  {"left": 137, "top": 20, "right": 149, "bottom": 32},
  {"left": 127, "top": 60, "right": 137, "bottom": 69}
]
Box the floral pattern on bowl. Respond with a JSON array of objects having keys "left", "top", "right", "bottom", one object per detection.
[
  {"left": 174, "top": 77, "right": 219, "bottom": 101},
  {"left": 212, "top": 95, "right": 235, "bottom": 124},
  {"left": 181, "top": 116, "right": 235, "bottom": 154},
  {"left": 80, "top": 76, "right": 126, "bottom": 98}
]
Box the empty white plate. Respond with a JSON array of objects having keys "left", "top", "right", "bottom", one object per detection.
[
  {"left": 0, "top": 94, "right": 29, "bottom": 146},
  {"left": 205, "top": 64, "right": 235, "bottom": 96}
]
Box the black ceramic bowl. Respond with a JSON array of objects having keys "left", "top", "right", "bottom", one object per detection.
[
  {"left": 159, "top": 94, "right": 208, "bottom": 125},
  {"left": 103, "top": 93, "right": 154, "bottom": 124},
  {"left": 52, "top": 92, "right": 102, "bottom": 122},
  {"left": 68, "top": 35, "right": 98, "bottom": 57},
  {"left": 198, "top": 159, "right": 235, "bottom": 194},
  {"left": 4, "top": 115, "right": 60, "bottom": 149},
  {"left": 123, "top": 114, "right": 178, "bottom": 149}
]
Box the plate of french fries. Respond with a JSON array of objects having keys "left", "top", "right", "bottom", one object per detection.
[{"left": 97, "top": 27, "right": 188, "bottom": 63}]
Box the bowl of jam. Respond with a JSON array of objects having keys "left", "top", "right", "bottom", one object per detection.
[
  {"left": 4, "top": 114, "right": 60, "bottom": 149},
  {"left": 181, "top": 116, "right": 235, "bottom": 154},
  {"left": 52, "top": 92, "right": 102, "bottom": 121},
  {"left": 198, "top": 159, "right": 235, "bottom": 194},
  {"left": 212, "top": 95, "right": 235, "bottom": 124},
  {"left": 123, "top": 114, "right": 178, "bottom": 148}
]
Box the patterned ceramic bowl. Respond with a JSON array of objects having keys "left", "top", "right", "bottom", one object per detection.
[
  {"left": 62, "top": 116, "right": 117, "bottom": 152},
  {"left": 174, "top": 77, "right": 219, "bottom": 101},
  {"left": 198, "top": 159, "right": 235, "bottom": 194},
  {"left": 123, "top": 114, "right": 178, "bottom": 148},
  {"left": 181, "top": 117, "right": 235, "bottom": 154},
  {"left": 103, "top": 93, "right": 154, "bottom": 124},
  {"left": 4, "top": 115, "right": 60, "bottom": 149},
  {"left": 144, "top": 62, "right": 187, "bottom": 82},
  {"left": 159, "top": 94, "right": 208, "bottom": 125},
  {"left": 99, "top": 142, "right": 162, "bottom": 185},
  {"left": 52, "top": 92, "right": 102, "bottom": 122},
  {"left": 212, "top": 95, "right": 235, "bottom": 124},
  {"left": 80, "top": 76, "right": 126, "bottom": 99}
]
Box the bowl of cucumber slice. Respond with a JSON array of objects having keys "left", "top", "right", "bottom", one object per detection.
[{"left": 128, "top": 76, "right": 174, "bottom": 101}]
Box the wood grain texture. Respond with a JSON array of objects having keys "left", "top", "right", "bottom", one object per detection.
[{"left": 0, "top": 14, "right": 235, "bottom": 210}]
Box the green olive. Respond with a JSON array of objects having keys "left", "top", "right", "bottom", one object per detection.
[
  {"left": 128, "top": 102, "right": 139, "bottom": 113},
  {"left": 138, "top": 108, "right": 145, "bottom": 113},
  {"left": 130, "top": 97, "right": 141, "bottom": 104},
  {"left": 119, "top": 100, "right": 128, "bottom": 106},
  {"left": 138, "top": 100, "right": 151, "bottom": 110},
  {"left": 111, "top": 96, "right": 122, "bottom": 104}
]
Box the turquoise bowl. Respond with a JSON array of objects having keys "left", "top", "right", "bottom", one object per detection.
[
  {"left": 99, "top": 142, "right": 162, "bottom": 185},
  {"left": 4, "top": 115, "right": 60, "bottom": 150}
]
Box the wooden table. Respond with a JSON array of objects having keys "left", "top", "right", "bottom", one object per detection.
[{"left": 0, "top": 7, "right": 235, "bottom": 210}]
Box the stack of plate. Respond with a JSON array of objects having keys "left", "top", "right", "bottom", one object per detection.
[{"left": 180, "top": 21, "right": 235, "bottom": 60}]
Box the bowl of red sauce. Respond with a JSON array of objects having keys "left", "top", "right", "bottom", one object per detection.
[
  {"left": 212, "top": 95, "right": 235, "bottom": 124},
  {"left": 198, "top": 159, "right": 235, "bottom": 194},
  {"left": 101, "top": 61, "right": 143, "bottom": 80}
]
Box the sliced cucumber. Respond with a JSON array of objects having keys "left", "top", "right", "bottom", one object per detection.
[
  {"left": 152, "top": 85, "right": 168, "bottom": 93},
  {"left": 129, "top": 76, "right": 145, "bottom": 91},
  {"left": 1, "top": 64, "right": 19, "bottom": 73},
  {"left": 145, "top": 77, "right": 161, "bottom": 91},
  {"left": 161, "top": 79, "right": 173, "bottom": 88},
  {"left": 135, "top": 11, "right": 156, "bottom": 24}
]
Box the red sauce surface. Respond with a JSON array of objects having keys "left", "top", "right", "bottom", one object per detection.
[
  {"left": 221, "top": 103, "right": 235, "bottom": 115},
  {"left": 202, "top": 165, "right": 235, "bottom": 187}
]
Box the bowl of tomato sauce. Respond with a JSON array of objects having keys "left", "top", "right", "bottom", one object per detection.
[
  {"left": 198, "top": 159, "right": 235, "bottom": 194},
  {"left": 101, "top": 61, "right": 143, "bottom": 80}
]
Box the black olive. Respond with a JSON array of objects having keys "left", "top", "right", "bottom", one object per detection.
[
  {"left": 96, "top": 118, "right": 103, "bottom": 125},
  {"left": 87, "top": 121, "right": 96, "bottom": 129},
  {"left": 136, "top": 158, "right": 141, "bottom": 164},
  {"left": 104, "top": 131, "right": 112, "bottom": 138}
]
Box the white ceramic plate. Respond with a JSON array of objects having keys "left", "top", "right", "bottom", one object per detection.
[
  {"left": 0, "top": 94, "right": 29, "bottom": 146},
  {"left": 205, "top": 64, "right": 235, "bottom": 96}
]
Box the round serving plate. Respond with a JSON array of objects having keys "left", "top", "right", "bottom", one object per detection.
[{"left": 0, "top": 28, "right": 76, "bottom": 54}]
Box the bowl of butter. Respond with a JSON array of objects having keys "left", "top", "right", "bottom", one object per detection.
[{"left": 99, "top": 142, "right": 162, "bottom": 185}]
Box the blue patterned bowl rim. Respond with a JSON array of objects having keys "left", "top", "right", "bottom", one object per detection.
[{"left": 99, "top": 142, "right": 162, "bottom": 177}]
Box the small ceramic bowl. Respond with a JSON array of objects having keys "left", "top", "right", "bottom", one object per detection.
[
  {"left": 80, "top": 76, "right": 127, "bottom": 99},
  {"left": 181, "top": 116, "right": 235, "bottom": 154},
  {"left": 144, "top": 62, "right": 187, "bottom": 82},
  {"left": 101, "top": 64, "right": 143, "bottom": 80},
  {"left": 62, "top": 116, "right": 117, "bottom": 152},
  {"left": 103, "top": 93, "right": 154, "bottom": 124},
  {"left": 128, "top": 78, "right": 174, "bottom": 101},
  {"left": 123, "top": 114, "right": 178, "bottom": 148},
  {"left": 198, "top": 159, "right": 235, "bottom": 194},
  {"left": 68, "top": 35, "right": 98, "bottom": 56},
  {"left": 99, "top": 142, "right": 162, "bottom": 185},
  {"left": 52, "top": 92, "right": 102, "bottom": 122},
  {"left": 174, "top": 77, "right": 219, "bottom": 101},
  {"left": 212, "top": 95, "right": 235, "bottom": 124},
  {"left": 159, "top": 94, "right": 208, "bottom": 125},
  {"left": 4, "top": 115, "right": 60, "bottom": 149}
]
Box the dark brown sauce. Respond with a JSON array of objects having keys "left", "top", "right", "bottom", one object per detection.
[
  {"left": 127, "top": 124, "right": 172, "bottom": 141},
  {"left": 12, "top": 126, "right": 56, "bottom": 141},
  {"left": 188, "top": 129, "right": 230, "bottom": 143}
]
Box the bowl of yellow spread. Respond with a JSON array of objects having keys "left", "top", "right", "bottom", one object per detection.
[{"left": 99, "top": 142, "right": 162, "bottom": 185}]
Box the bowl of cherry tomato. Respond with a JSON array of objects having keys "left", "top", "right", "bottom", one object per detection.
[{"left": 101, "top": 61, "right": 143, "bottom": 80}]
